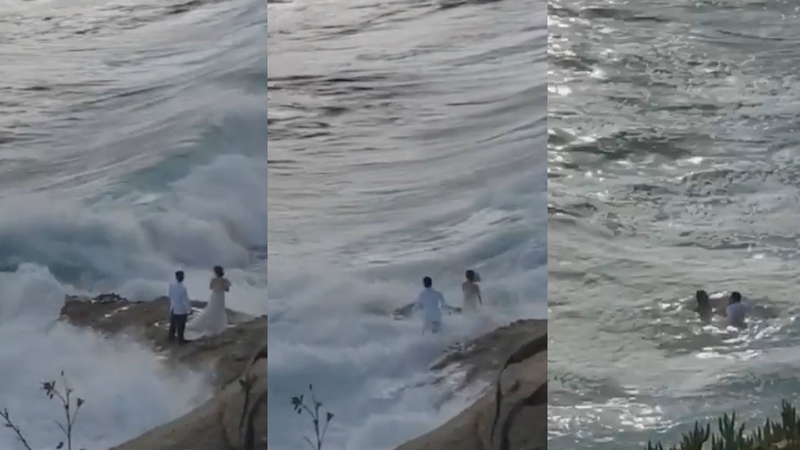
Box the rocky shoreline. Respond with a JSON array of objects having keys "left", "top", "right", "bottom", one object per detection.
[
  {"left": 59, "top": 294, "right": 267, "bottom": 450},
  {"left": 60, "top": 295, "right": 544, "bottom": 450},
  {"left": 396, "top": 319, "right": 547, "bottom": 450}
]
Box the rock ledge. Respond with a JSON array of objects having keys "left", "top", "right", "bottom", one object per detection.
[{"left": 60, "top": 295, "right": 267, "bottom": 450}]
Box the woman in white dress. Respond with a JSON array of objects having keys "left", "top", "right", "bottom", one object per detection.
[
  {"left": 187, "top": 265, "right": 231, "bottom": 336},
  {"left": 462, "top": 270, "right": 482, "bottom": 313}
]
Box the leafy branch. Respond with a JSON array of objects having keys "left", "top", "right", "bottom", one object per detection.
[
  {"left": 1, "top": 371, "right": 86, "bottom": 450},
  {"left": 291, "top": 384, "right": 334, "bottom": 450}
]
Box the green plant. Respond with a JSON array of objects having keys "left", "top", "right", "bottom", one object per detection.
[
  {"left": 291, "top": 384, "right": 334, "bottom": 450},
  {"left": 1, "top": 371, "right": 86, "bottom": 450},
  {"left": 644, "top": 400, "right": 800, "bottom": 450}
]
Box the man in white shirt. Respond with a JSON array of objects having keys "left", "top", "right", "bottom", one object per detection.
[
  {"left": 415, "top": 276, "right": 449, "bottom": 334},
  {"left": 726, "top": 291, "right": 750, "bottom": 329},
  {"left": 168, "top": 271, "right": 193, "bottom": 344}
]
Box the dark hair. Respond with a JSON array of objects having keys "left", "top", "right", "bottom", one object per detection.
[
  {"left": 466, "top": 270, "right": 476, "bottom": 282},
  {"left": 696, "top": 289, "right": 708, "bottom": 303},
  {"left": 214, "top": 266, "right": 224, "bottom": 277},
  {"left": 730, "top": 291, "right": 742, "bottom": 303},
  {"left": 423, "top": 276, "right": 432, "bottom": 288},
  {"left": 175, "top": 271, "right": 184, "bottom": 281}
]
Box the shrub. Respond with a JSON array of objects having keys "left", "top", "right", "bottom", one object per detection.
[{"left": 645, "top": 400, "right": 800, "bottom": 450}]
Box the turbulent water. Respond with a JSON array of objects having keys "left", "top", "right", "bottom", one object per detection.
[
  {"left": 548, "top": 1, "right": 800, "bottom": 448},
  {"left": 0, "top": 0, "right": 266, "bottom": 448},
  {"left": 267, "top": 0, "right": 546, "bottom": 447}
]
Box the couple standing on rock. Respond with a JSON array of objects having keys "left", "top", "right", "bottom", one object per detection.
[
  {"left": 167, "top": 266, "right": 232, "bottom": 344},
  {"left": 415, "top": 270, "right": 483, "bottom": 335}
]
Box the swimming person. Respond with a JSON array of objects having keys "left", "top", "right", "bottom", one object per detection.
[
  {"left": 726, "top": 291, "right": 749, "bottom": 329},
  {"left": 695, "top": 289, "right": 712, "bottom": 323},
  {"left": 415, "top": 276, "right": 449, "bottom": 334},
  {"left": 462, "top": 269, "right": 482, "bottom": 312}
]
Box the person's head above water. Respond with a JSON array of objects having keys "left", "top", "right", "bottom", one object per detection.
[
  {"left": 696, "top": 290, "right": 709, "bottom": 307},
  {"left": 423, "top": 276, "right": 432, "bottom": 288},
  {"left": 214, "top": 265, "right": 224, "bottom": 278},
  {"left": 729, "top": 291, "right": 742, "bottom": 304},
  {"left": 175, "top": 271, "right": 184, "bottom": 282},
  {"left": 466, "top": 270, "right": 476, "bottom": 282}
]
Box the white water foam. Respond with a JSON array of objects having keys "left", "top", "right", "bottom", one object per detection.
[
  {"left": 0, "top": 153, "right": 266, "bottom": 449},
  {"left": 0, "top": 154, "right": 267, "bottom": 313},
  {"left": 0, "top": 264, "right": 211, "bottom": 450},
  {"left": 267, "top": 161, "right": 546, "bottom": 450}
]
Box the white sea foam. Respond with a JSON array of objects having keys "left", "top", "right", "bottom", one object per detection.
[
  {"left": 0, "top": 264, "right": 212, "bottom": 450},
  {"left": 0, "top": 154, "right": 266, "bottom": 448},
  {"left": 1, "top": 0, "right": 267, "bottom": 446}
]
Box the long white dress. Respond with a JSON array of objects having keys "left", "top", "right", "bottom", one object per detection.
[
  {"left": 462, "top": 281, "right": 481, "bottom": 313},
  {"left": 187, "top": 277, "right": 230, "bottom": 336}
]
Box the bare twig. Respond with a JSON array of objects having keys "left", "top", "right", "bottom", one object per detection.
[
  {"left": 2, "top": 372, "right": 85, "bottom": 450},
  {"left": 291, "top": 385, "right": 334, "bottom": 450},
  {"left": 0, "top": 408, "right": 34, "bottom": 450}
]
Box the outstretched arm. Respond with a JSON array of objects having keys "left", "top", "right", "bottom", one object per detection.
[{"left": 441, "top": 295, "right": 460, "bottom": 314}]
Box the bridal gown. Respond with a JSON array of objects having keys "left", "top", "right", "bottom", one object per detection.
[{"left": 187, "top": 278, "right": 229, "bottom": 336}]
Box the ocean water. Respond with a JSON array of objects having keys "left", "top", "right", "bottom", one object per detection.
[
  {"left": 0, "top": 0, "right": 266, "bottom": 448},
  {"left": 548, "top": 1, "right": 800, "bottom": 448},
  {"left": 266, "top": 0, "right": 546, "bottom": 448}
]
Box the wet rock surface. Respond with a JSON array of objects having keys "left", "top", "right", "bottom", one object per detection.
[
  {"left": 61, "top": 296, "right": 544, "bottom": 450},
  {"left": 60, "top": 295, "right": 267, "bottom": 450},
  {"left": 396, "top": 319, "right": 547, "bottom": 450}
]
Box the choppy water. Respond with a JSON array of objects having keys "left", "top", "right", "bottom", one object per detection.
[
  {"left": 548, "top": 1, "right": 800, "bottom": 448},
  {"left": 267, "top": 0, "right": 546, "bottom": 447},
  {"left": 0, "top": 0, "right": 266, "bottom": 448}
]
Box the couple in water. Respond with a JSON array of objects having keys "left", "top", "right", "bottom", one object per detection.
[
  {"left": 695, "top": 290, "right": 749, "bottom": 329},
  {"left": 414, "top": 270, "right": 482, "bottom": 335},
  {"left": 167, "top": 266, "right": 232, "bottom": 344}
]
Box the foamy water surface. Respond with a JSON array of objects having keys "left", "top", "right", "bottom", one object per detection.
[
  {"left": 549, "top": 0, "right": 800, "bottom": 447},
  {"left": 267, "top": 0, "right": 546, "bottom": 448},
  {"left": 0, "top": 0, "right": 266, "bottom": 447}
]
